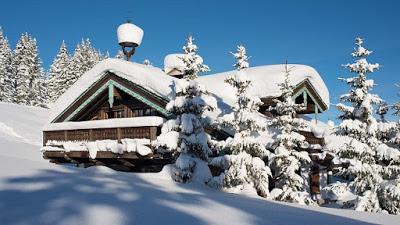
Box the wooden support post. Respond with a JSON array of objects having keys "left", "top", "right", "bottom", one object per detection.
[
  {"left": 89, "top": 129, "right": 93, "bottom": 141},
  {"left": 43, "top": 132, "right": 47, "bottom": 146},
  {"left": 149, "top": 127, "right": 157, "bottom": 140},
  {"left": 108, "top": 83, "right": 114, "bottom": 108},
  {"left": 117, "top": 128, "right": 122, "bottom": 143},
  {"left": 303, "top": 91, "right": 308, "bottom": 109}
]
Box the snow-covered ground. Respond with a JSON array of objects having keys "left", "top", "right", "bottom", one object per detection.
[{"left": 0, "top": 102, "right": 398, "bottom": 225}]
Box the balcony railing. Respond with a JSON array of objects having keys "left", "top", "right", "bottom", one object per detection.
[{"left": 43, "top": 126, "right": 159, "bottom": 146}]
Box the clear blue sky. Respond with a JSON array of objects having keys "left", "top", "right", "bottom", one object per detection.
[{"left": 1, "top": 0, "right": 399, "bottom": 122}]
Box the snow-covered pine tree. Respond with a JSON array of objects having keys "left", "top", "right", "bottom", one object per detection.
[
  {"left": 48, "top": 41, "right": 70, "bottom": 103},
  {"left": 161, "top": 35, "right": 216, "bottom": 183},
  {"left": 335, "top": 37, "right": 382, "bottom": 146},
  {"left": 115, "top": 50, "right": 125, "bottom": 59},
  {"left": 394, "top": 84, "right": 400, "bottom": 117},
  {"left": 66, "top": 39, "right": 105, "bottom": 89},
  {"left": 335, "top": 37, "right": 400, "bottom": 214},
  {"left": 142, "top": 59, "right": 151, "bottom": 66},
  {"left": 266, "top": 62, "right": 316, "bottom": 205},
  {"left": 11, "top": 33, "right": 47, "bottom": 107},
  {"left": 376, "top": 102, "right": 389, "bottom": 122},
  {"left": 209, "top": 45, "right": 271, "bottom": 197},
  {"left": 0, "top": 28, "right": 13, "bottom": 102}
]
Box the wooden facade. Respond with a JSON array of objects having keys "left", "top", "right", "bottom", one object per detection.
[{"left": 43, "top": 71, "right": 173, "bottom": 171}]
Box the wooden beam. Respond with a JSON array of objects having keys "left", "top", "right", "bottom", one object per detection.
[
  {"left": 303, "top": 91, "right": 307, "bottom": 106},
  {"left": 108, "top": 83, "right": 114, "bottom": 108},
  {"left": 117, "top": 128, "right": 122, "bottom": 143}
]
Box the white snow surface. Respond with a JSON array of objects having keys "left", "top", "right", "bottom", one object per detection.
[
  {"left": 48, "top": 59, "right": 329, "bottom": 123},
  {"left": 164, "top": 53, "right": 186, "bottom": 75},
  {"left": 1, "top": 103, "right": 399, "bottom": 225},
  {"left": 117, "top": 22, "right": 144, "bottom": 45},
  {"left": 43, "top": 116, "right": 165, "bottom": 131}
]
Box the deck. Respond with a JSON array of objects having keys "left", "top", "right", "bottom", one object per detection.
[{"left": 43, "top": 150, "right": 174, "bottom": 172}]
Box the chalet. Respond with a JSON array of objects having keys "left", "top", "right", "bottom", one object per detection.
[{"left": 42, "top": 21, "right": 331, "bottom": 195}]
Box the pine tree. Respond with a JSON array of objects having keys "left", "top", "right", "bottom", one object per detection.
[
  {"left": 11, "top": 33, "right": 47, "bottom": 107},
  {"left": 266, "top": 62, "right": 316, "bottom": 205},
  {"left": 115, "top": 50, "right": 125, "bottom": 59},
  {"left": 209, "top": 45, "right": 271, "bottom": 197},
  {"left": 376, "top": 102, "right": 389, "bottom": 122},
  {"left": 394, "top": 84, "right": 400, "bottom": 117},
  {"left": 180, "top": 36, "right": 210, "bottom": 80},
  {"left": 0, "top": 28, "right": 13, "bottom": 102},
  {"left": 48, "top": 41, "right": 70, "bottom": 103},
  {"left": 162, "top": 35, "right": 216, "bottom": 183},
  {"left": 335, "top": 37, "right": 400, "bottom": 214},
  {"left": 142, "top": 59, "right": 151, "bottom": 66},
  {"left": 66, "top": 39, "right": 104, "bottom": 89}
]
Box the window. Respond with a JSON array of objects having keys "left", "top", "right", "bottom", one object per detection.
[
  {"left": 130, "top": 108, "right": 158, "bottom": 117},
  {"left": 113, "top": 110, "right": 124, "bottom": 118},
  {"left": 144, "top": 108, "right": 152, "bottom": 116},
  {"left": 134, "top": 109, "right": 144, "bottom": 117}
]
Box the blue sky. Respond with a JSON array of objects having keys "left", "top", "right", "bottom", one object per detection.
[{"left": 1, "top": 0, "right": 399, "bottom": 122}]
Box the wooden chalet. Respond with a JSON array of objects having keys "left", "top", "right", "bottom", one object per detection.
[{"left": 43, "top": 56, "right": 331, "bottom": 195}]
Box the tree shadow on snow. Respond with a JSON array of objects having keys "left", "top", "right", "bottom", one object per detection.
[{"left": 0, "top": 165, "right": 381, "bottom": 225}]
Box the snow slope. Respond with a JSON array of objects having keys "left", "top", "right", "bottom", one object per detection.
[{"left": 0, "top": 102, "right": 399, "bottom": 225}]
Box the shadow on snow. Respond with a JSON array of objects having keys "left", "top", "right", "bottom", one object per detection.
[{"left": 0, "top": 165, "right": 378, "bottom": 225}]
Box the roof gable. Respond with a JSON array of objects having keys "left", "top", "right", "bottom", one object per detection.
[
  {"left": 52, "top": 72, "right": 173, "bottom": 123},
  {"left": 196, "top": 65, "right": 329, "bottom": 110}
]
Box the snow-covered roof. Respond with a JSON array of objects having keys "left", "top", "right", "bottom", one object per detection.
[
  {"left": 48, "top": 59, "right": 177, "bottom": 123},
  {"left": 164, "top": 53, "right": 186, "bottom": 75},
  {"left": 48, "top": 58, "right": 329, "bottom": 123},
  {"left": 44, "top": 117, "right": 165, "bottom": 131},
  {"left": 197, "top": 65, "right": 329, "bottom": 109}
]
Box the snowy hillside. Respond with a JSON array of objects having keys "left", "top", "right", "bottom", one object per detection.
[{"left": 0, "top": 102, "right": 399, "bottom": 225}]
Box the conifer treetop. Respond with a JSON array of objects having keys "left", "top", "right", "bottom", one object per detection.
[
  {"left": 231, "top": 45, "right": 249, "bottom": 71},
  {"left": 181, "top": 35, "right": 209, "bottom": 80}
]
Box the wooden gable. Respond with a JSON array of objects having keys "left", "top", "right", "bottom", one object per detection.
[
  {"left": 53, "top": 72, "right": 173, "bottom": 123},
  {"left": 259, "top": 79, "right": 328, "bottom": 116}
]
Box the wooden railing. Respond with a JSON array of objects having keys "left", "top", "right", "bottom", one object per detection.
[
  {"left": 298, "top": 130, "right": 325, "bottom": 146},
  {"left": 43, "top": 126, "right": 159, "bottom": 145}
]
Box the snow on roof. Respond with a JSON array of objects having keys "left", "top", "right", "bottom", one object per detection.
[
  {"left": 196, "top": 64, "right": 329, "bottom": 109},
  {"left": 48, "top": 58, "right": 329, "bottom": 123},
  {"left": 164, "top": 53, "right": 186, "bottom": 75},
  {"left": 48, "top": 58, "right": 177, "bottom": 123},
  {"left": 44, "top": 116, "right": 165, "bottom": 131}
]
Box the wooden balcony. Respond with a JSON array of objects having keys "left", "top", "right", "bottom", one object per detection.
[
  {"left": 43, "top": 126, "right": 159, "bottom": 146},
  {"left": 42, "top": 118, "right": 169, "bottom": 172},
  {"left": 43, "top": 117, "right": 165, "bottom": 145}
]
